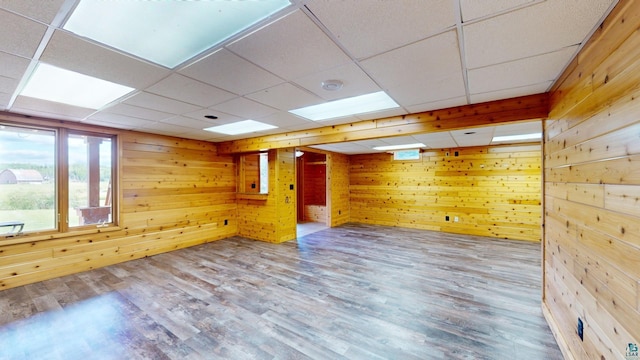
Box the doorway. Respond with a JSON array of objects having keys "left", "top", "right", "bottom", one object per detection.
[{"left": 296, "top": 149, "right": 328, "bottom": 236}]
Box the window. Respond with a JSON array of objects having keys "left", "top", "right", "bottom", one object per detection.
[
  {"left": 0, "top": 123, "right": 116, "bottom": 237},
  {"left": 238, "top": 151, "right": 269, "bottom": 194}
]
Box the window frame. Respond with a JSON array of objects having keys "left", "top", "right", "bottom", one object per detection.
[{"left": 0, "top": 115, "right": 120, "bottom": 243}]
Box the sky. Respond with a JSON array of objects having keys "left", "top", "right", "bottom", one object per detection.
[{"left": 0, "top": 126, "right": 111, "bottom": 166}]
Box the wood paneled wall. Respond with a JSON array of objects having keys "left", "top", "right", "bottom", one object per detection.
[
  {"left": 543, "top": 0, "right": 640, "bottom": 358},
  {"left": 237, "top": 148, "right": 296, "bottom": 243},
  {"left": 0, "top": 130, "right": 237, "bottom": 291},
  {"left": 302, "top": 153, "right": 327, "bottom": 206},
  {"left": 327, "top": 152, "right": 350, "bottom": 227},
  {"left": 350, "top": 144, "right": 541, "bottom": 241}
]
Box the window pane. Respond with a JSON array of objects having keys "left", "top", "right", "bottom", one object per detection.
[
  {"left": 259, "top": 152, "right": 268, "bottom": 193},
  {"left": 69, "top": 133, "right": 112, "bottom": 226},
  {"left": 0, "top": 124, "right": 56, "bottom": 234}
]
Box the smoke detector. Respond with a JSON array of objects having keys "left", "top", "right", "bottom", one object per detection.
[{"left": 321, "top": 79, "right": 343, "bottom": 91}]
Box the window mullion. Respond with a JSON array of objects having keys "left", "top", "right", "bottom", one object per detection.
[{"left": 58, "top": 128, "right": 69, "bottom": 233}]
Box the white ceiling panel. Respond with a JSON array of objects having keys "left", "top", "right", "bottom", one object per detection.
[
  {"left": 0, "top": 0, "right": 67, "bottom": 23},
  {"left": 306, "top": 0, "right": 456, "bottom": 60},
  {"left": 468, "top": 46, "right": 577, "bottom": 94},
  {"left": 361, "top": 31, "right": 466, "bottom": 107},
  {"left": 493, "top": 121, "right": 541, "bottom": 136},
  {"left": 12, "top": 96, "right": 94, "bottom": 121},
  {"left": 464, "top": 0, "right": 615, "bottom": 69},
  {"left": 136, "top": 121, "right": 192, "bottom": 136},
  {"left": 247, "top": 82, "right": 323, "bottom": 111},
  {"left": 411, "top": 132, "right": 458, "bottom": 149},
  {"left": 0, "top": 76, "right": 17, "bottom": 94},
  {"left": 294, "top": 62, "right": 381, "bottom": 101},
  {"left": 355, "top": 107, "right": 408, "bottom": 121},
  {"left": 41, "top": 31, "right": 171, "bottom": 89},
  {"left": 102, "top": 103, "right": 173, "bottom": 122},
  {"left": 255, "top": 112, "right": 313, "bottom": 129},
  {"left": 160, "top": 116, "right": 217, "bottom": 130},
  {"left": 451, "top": 126, "right": 495, "bottom": 147},
  {"left": 85, "top": 112, "right": 156, "bottom": 129},
  {"left": 146, "top": 74, "right": 235, "bottom": 108},
  {"left": 209, "top": 97, "right": 278, "bottom": 120},
  {"left": 0, "top": 92, "right": 10, "bottom": 110},
  {"left": 123, "top": 92, "right": 201, "bottom": 115},
  {"left": 0, "top": 9, "right": 47, "bottom": 58},
  {"left": 179, "top": 49, "right": 283, "bottom": 96},
  {"left": 182, "top": 108, "right": 244, "bottom": 126},
  {"left": 460, "top": 0, "right": 538, "bottom": 22},
  {"left": 405, "top": 96, "right": 468, "bottom": 114},
  {"left": 470, "top": 81, "right": 552, "bottom": 104},
  {"left": 0, "top": 51, "right": 30, "bottom": 80},
  {"left": 227, "top": 10, "right": 351, "bottom": 80}
]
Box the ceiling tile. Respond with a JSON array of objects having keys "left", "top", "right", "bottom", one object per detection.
[
  {"left": 209, "top": 97, "right": 278, "bottom": 119},
  {"left": 246, "top": 82, "right": 322, "bottom": 111},
  {"left": 293, "top": 62, "right": 381, "bottom": 101},
  {"left": 160, "top": 116, "right": 217, "bottom": 130},
  {"left": 255, "top": 112, "right": 313, "bottom": 129},
  {"left": 41, "top": 30, "right": 171, "bottom": 89},
  {"left": 0, "top": 76, "right": 17, "bottom": 94},
  {"left": 136, "top": 121, "right": 192, "bottom": 136},
  {"left": 307, "top": 0, "right": 456, "bottom": 59},
  {"left": 123, "top": 92, "right": 201, "bottom": 114},
  {"left": 0, "top": 51, "right": 30, "bottom": 80},
  {"left": 361, "top": 30, "right": 466, "bottom": 107},
  {"left": 493, "top": 121, "right": 541, "bottom": 136},
  {"left": 102, "top": 103, "right": 173, "bottom": 121},
  {"left": 12, "top": 96, "right": 95, "bottom": 121},
  {"left": 355, "top": 107, "right": 407, "bottom": 121},
  {"left": 0, "top": 9, "right": 47, "bottom": 58},
  {"left": 0, "top": 92, "right": 11, "bottom": 110},
  {"left": 460, "top": 0, "right": 536, "bottom": 22},
  {"left": 470, "top": 81, "right": 552, "bottom": 104},
  {"left": 146, "top": 74, "right": 235, "bottom": 107},
  {"left": 227, "top": 10, "right": 351, "bottom": 80},
  {"left": 464, "top": 0, "right": 615, "bottom": 68},
  {"left": 0, "top": 0, "right": 67, "bottom": 23},
  {"left": 405, "top": 96, "right": 468, "bottom": 114},
  {"left": 450, "top": 126, "right": 495, "bottom": 147},
  {"left": 182, "top": 108, "right": 244, "bottom": 125},
  {"left": 179, "top": 49, "right": 283, "bottom": 95},
  {"left": 468, "top": 46, "right": 577, "bottom": 94},
  {"left": 411, "top": 132, "right": 458, "bottom": 149},
  {"left": 85, "top": 112, "right": 156, "bottom": 129}
]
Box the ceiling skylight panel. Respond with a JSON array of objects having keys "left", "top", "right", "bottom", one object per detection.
[
  {"left": 63, "top": 0, "right": 291, "bottom": 68},
  {"left": 204, "top": 120, "right": 277, "bottom": 135},
  {"left": 289, "top": 91, "right": 400, "bottom": 121},
  {"left": 20, "top": 63, "right": 134, "bottom": 109}
]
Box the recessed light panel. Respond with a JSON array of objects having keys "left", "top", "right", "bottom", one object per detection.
[
  {"left": 204, "top": 120, "right": 277, "bottom": 135},
  {"left": 289, "top": 91, "right": 400, "bottom": 121},
  {"left": 20, "top": 63, "right": 134, "bottom": 109},
  {"left": 64, "top": 0, "right": 291, "bottom": 68},
  {"left": 373, "top": 143, "right": 425, "bottom": 151},
  {"left": 492, "top": 133, "right": 541, "bottom": 143}
]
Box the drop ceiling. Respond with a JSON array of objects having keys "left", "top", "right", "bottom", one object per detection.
[{"left": 0, "top": 0, "right": 617, "bottom": 154}]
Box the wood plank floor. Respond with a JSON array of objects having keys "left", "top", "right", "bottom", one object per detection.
[{"left": 0, "top": 223, "right": 563, "bottom": 359}]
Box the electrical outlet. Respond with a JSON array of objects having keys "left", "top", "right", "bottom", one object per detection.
[
  {"left": 445, "top": 216, "right": 450, "bottom": 221},
  {"left": 454, "top": 216, "right": 459, "bottom": 222},
  {"left": 224, "top": 219, "right": 228, "bottom": 226},
  {"left": 577, "top": 318, "right": 583, "bottom": 341}
]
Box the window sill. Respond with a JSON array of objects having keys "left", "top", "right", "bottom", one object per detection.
[
  {"left": 0, "top": 225, "right": 122, "bottom": 246},
  {"left": 237, "top": 193, "right": 269, "bottom": 200}
]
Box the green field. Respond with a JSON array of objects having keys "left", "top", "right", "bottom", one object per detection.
[{"left": 0, "top": 182, "right": 109, "bottom": 233}]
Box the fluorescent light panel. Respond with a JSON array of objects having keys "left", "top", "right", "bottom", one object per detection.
[
  {"left": 20, "top": 63, "right": 134, "bottom": 109},
  {"left": 63, "top": 0, "right": 291, "bottom": 68},
  {"left": 373, "top": 143, "right": 425, "bottom": 151},
  {"left": 290, "top": 91, "right": 400, "bottom": 121},
  {"left": 204, "top": 120, "right": 277, "bottom": 135},
  {"left": 492, "top": 133, "right": 541, "bottom": 142}
]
